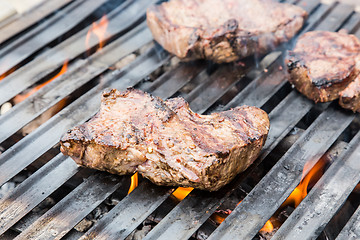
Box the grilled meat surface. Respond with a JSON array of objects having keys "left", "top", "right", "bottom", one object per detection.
[
  {"left": 286, "top": 31, "right": 360, "bottom": 111},
  {"left": 146, "top": 0, "right": 307, "bottom": 63},
  {"left": 60, "top": 88, "right": 269, "bottom": 191},
  {"left": 339, "top": 75, "right": 360, "bottom": 112}
]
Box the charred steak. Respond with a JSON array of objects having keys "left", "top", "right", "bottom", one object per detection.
[
  {"left": 146, "top": 0, "right": 307, "bottom": 63},
  {"left": 60, "top": 88, "right": 269, "bottom": 191},
  {"left": 286, "top": 31, "right": 360, "bottom": 112}
]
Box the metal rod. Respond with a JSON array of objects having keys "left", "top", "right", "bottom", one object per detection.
[
  {"left": 0, "top": 23, "right": 152, "bottom": 144},
  {"left": 0, "top": 0, "right": 158, "bottom": 105},
  {"left": 272, "top": 131, "right": 360, "bottom": 239},
  {"left": 0, "top": 154, "right": 78, "bottom": 235}
]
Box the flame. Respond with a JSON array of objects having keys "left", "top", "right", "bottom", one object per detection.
[
  {"left": 282, "top": 158, "right": 327, "bottom": 208},
  {"left": 14, "top": 60, "right": 68, "bottom": 103},
  {"left": 86, "top": 15, "right": 109, "bottom": 53},
  {"left": 128, "top": 172, "right": 139, "bottom": 194},
  {"left": 260, "top": 219, "right": 274, "bottom": 233},
  {"left": 172, "top": 187, "right": 193, "bottom": 201}
]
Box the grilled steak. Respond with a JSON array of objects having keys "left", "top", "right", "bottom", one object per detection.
[
  {"left": 339, "top": 75, "right": 360, "bottom": 112},
  {"left": 60, "top": 88, "right": 269, "bottom": 191},
  {"left": 146, "top": 0, "right": 307, "bottom": 63},
  {"left": 286, "top": 31, "right": 360, "bottom": 105}
]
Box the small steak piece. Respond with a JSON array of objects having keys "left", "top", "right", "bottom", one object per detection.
[
  {"left": 286, "top": 31, "right": 360, "bottom": 103},
  {"left": 146, "top": 0, "right": 306, "bottom": 63},
  {"left": 339, "top": 75, "right": 360, "bottom": 112},
  {"left": 60, "top": 88, "right": 269, "bottom": 191}
]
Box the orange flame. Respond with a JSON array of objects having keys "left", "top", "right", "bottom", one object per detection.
[
  {"left": 172, "top": 187, "right": 193, "bottom": 201},
  {"left": 86, "top": 15, "right": 109, "bottom": 52},
  {"left": 14, "top": 60, "right": 68, "bottom": 104},
  {"left": 128, "top": 172, "right": 139, "bottom": 194},
  {"left": 282, "top": 158, "right": 327, "bottom": 208},
  {"left": 260, "top": 219, "right": 274, "bottom": 233}
]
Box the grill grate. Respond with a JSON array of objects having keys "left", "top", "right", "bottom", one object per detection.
[{"left": 0, "top": 0, "right": 359, "bottom": 239}]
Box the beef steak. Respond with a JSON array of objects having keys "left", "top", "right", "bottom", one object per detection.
[
  {"left": 60, "top": 88, "right": 269, "bottom": 191},
  {"left": 286, "top": 31, "right": 360, "bottom": 112},
  {"left": 339, "top": 75, "right": 360, "bottom": 112},
  {"left": 146, "top": 0, "right": 307, "bottom": 63}
]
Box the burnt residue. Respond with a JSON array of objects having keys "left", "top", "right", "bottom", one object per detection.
[{"left": 286, "top": 59, "right": 300, "bottom": 71}]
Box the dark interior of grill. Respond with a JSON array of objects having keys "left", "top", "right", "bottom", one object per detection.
[{"left": 0, "top": 0, "right": 359, "bottom": 239}]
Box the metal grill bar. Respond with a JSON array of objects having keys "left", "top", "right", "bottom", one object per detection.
[
  {"left": 336, "top": 205, "right": 360, "bottom": 240},
  {"left": 15, "top": 172, "right": 124, "bottom": 240},
  {"left": 144, "top": 63, "right": 206, "bottom": 99},
  {"left": 0, "top": 0, "right": 72, "bottom": 44},
  {"left": 0, "top": 155, "right": 78, "bottom": 235},
  {"left": 224, "top": 52, "right": 285, "bottom": 109},
  {"left": 272, "top": 131, "right": 360, "bottom": 239},
  {"left": 190, "top": 52, "right": 281, "bottom": 114},
  {"left": 297, "top": 2, "right": 336, "bottom": 35},
  {"left": 314, "top": 3, "right": 354, "bottom": 31},
  {"left": 0, "top": 23, "right": 152, "bottom": 144},
  {"left": 0, "top": 0, "right": 108, "bottom": 75},
  {"left": 0, "top": 0, "right": 157, "bottom": 105},
  {"left": 79, "top": 182, "right": 174, "bottom": 240}
]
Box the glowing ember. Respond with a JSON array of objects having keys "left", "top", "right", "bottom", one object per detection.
[
  {"left": 85, "top": 15, "right": 109, "bottom": 52},
  {"left": 128, "top": 172, "right": 139, "bottom": 194},
  {"left": 14, "top": 60, "right": 68, "bottom": 104},
  {"left": 354, "top": 183, "right": 360, "bottom": 192},
  {"left": 211, "top": 213, "right": 226, "bottom": 224},
  {"left": 282, "top": 157, "right": 327, "bottom": 208},
  {"left": 211, "top": 201, "right": 274, "bottom": 233},
  {"left": 0, "top": 70, "right": 13, "bottom": 81},
  {"left": 172, "top": 187, "right": 193, "bottom": 201}
]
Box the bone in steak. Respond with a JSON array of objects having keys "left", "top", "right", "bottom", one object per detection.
[
  {"left": 146, "top": 0, "right": 307, "bottom": 63},
  {"left": 286, "top": 31, "right": 360, "bottom": 112},
  {"left": 60, "top": 88, "right": 269, "bottom": 191}
]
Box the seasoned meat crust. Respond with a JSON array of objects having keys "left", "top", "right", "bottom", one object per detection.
[
  {"left": 60, "top": 88, "right": 269, "bottom": 191},
  {"left": 286, "top": 31, "right": 360, "bottom": 112},
  {"left": 146, "top": 0, "right": 307, "bottom": 63},
  {"left": 339, "top": 75, "right": 360, "bottom": 112}
]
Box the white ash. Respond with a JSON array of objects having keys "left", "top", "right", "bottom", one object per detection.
[{"left": 0, "top": 102, "right": 12, "bottom": 115}]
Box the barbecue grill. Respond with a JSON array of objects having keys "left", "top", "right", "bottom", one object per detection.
[{"left": 0, "top": 0, "right": 359, "bottom": 239}]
